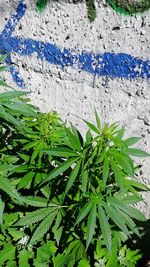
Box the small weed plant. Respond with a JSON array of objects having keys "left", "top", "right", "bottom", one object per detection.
[{"left": 0, "top": 56, "right": 150, "bottom": 266}]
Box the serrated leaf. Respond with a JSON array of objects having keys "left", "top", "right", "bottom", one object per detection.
[
  {"left": 44, "top": 147, "right": 78, "bottom": 158},
  {"left": 119, "top": 210, "right": 140, "bottom": 236},
  {"left": 0, "top": 176, "right": 23, "bottom": 204},
  {"left": 98, "top": 206, "right": 112, "bottom": 252},
  {"left": 17, "top": 171, "right": 35, "bottom": 189},
  {"left": 30, "top": 210, "right": 57, "bottom": 244},
  {"left": 110, "top": 150, "right": 134, "bottom": 177},
  {"left": 65, "top": 160, "right": 81, "bottom": 195},
  {"left": 111, "top": 160, "right": 123, "bottom": 190},
  {"left": 15, "top": 207, "right": 57, "bottom": 226},
  {"left": 102, "top": 157, "right": 109, "bottom": 186},
  {"left": 86, "top": 203, "right": 97, "bottom": 249},
  {"left": 19, "top": 249, "right": 34, "bottom": 267},
  {"left": 21, "top": 196, "right": 49, "bottom": 207},
  {"left": 0, "top": 244, "right": 15, "bottom": 265},
  {"left": 75, "top": 201, "right": 93, "bottom": 225},
  {"left": 81, "top": 169, "right": 89, "bottom": 193},
  {"left": 105, "top": 204, "right": 129, "bottom": 237},
  {"left": 108, "top": 197, "right": 146, "bottom": 222},
  {"left": 40, "top": 157, "right": 78, "bottom": 186}
]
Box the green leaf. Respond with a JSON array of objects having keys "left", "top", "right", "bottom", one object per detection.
[
  {"left": 0, "top": 244, "right": 15, "bottom": 265},
  {"left": 126, "top": 178, "right": 149, "bottom": 191},
  {"left": 110, "top": 150, "right": 134, "bottom": 176},
  {"left": 111, "top": 160, "right": 123, "bottom": 190},
  {"left": 30, "top": 210, "right": 57, "bottom": 244},
  {"left": 0, "top": 66, "right": 8, "bottom": 72},
  {"left": 81, "top": 170, "right": 89, "bottom": 193},
  {"left": 0, "top": 54, "right": 8, "bottom": 62},
  {"left": 86, "top": 203, "right": 97, "bottom": 249},
  {"left": 17, "top": 172, "right": 35, "bottom": 190},
  {"left": 108, "top": 197, "right": 146, "bottom": 222},
  {"left": 83, "top": 119, "right": 100, "bottom": 134},
  {"left": 65, "top": 128, "right": 81, "bottom": 151},
  {"left": 40, "top": 157, "right": 78, "bottom": 186},
  {"left": 44, "top": 147, "right": 78, "bottom": 158},
  {"left": 65, "top": 160, "right": 81, "bottom": 195},
  {"left": 0, "top": 176, "right": 23, "bottom": 204},
  {"left": 78, "top": 258, "right": 90, "bottom": 267},
  {"left": 21, "top": 196, "right": 49, "bottom": 207},
  {"left": 19, "top": 249, "right": 34, "bottom": 267},
  {"left": 102, "top": 157, "right": 109, "bottom": 186},
  {"left": 36, "top": 0, "right": 48, "bottom": 12},
  {"left": 105, "top": 204, "right": 130, "bottom": 236},
  {"left": 125, "top": 148, "right": 150, "bottom": 157},
  {"left": 98, "top": 206, "right": 112, "bottom": 252},
  {"left": 94, "top": 109, "right": 101, "bottom": 129},
  {"left": 119, "top": 210, "right": 140, "bottom": 236},
  {"left": 124, "top": 137, "right": 141, "bottom": 147},
  {"left": 86, "top": 0, "right": 96, "bottom": 23},
  {"left": 15, "top": 207, "right": 57, "bottom": 226},
  {"left": 0, "top": 91, "right": 29, "bottom": 101},
  {"left": 75, "top": 201, "right": 93, "bottom": 225}
]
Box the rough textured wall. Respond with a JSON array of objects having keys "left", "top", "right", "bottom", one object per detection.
[{"left": 0, "top": 1, "right": 150, "bottom": 213}]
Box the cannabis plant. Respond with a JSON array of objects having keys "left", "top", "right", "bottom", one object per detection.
[{"left": 0, "top": 85, "right": 149, "bottom": 266}]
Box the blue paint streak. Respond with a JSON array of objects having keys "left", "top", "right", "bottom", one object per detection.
[{"left": 0, "top": 0, "right": 149, "bottom": 87}]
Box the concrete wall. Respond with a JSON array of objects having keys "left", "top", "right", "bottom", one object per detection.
[{"left": 0, "top": 0, "right": 150, "bottom": 214}]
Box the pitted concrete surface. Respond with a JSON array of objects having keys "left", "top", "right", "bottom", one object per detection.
[{"left": 0, "top": 0, "right": 150, "bottom": 215}]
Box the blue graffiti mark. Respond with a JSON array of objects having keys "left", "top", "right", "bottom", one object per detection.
[{"left": 0, "top": 0, "right": 149, "bottom": 87}]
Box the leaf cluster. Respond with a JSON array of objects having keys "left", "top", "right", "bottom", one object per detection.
[{"left": 0, "top": 56, "right": 149, "bottom": 267}]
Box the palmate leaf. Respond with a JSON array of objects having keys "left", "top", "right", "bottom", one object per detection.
[
  {"left": 86, "top": 203, "right": 97, "bottom": 249},
  {"left": 40, "top": 157, "right": 78, "bottom": 187},
  {"left": 15, "top": 206, "right": 57, "bottom": 226},
  {"left": 65, "top": 160, "right": 81, "bottom": 195},
  {"left": 110, "top": 197, "right": 146, "bottom": 221},
  {"left": 119, "top": 210, "right": 140, "bottom": 236},
  {"left": 105, "top": 204, "right": 130, "bottom": 237},
  {"left": 110, "top": 149, "right": 134, "bottom": 177},
  {"left": 0, "top": 176, "right": 23, "bottom": 204},
  {"left": 30, "top": 210, "right": 57, "bottom": 244},
  {"left": 98, "top": 206, "right": 112, "bottom": 252}
]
